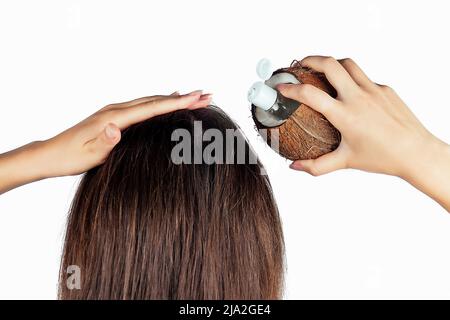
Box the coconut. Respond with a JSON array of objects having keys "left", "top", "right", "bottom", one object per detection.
[{"left": 251, "top": 60, "right": 341, "bottom": 160}]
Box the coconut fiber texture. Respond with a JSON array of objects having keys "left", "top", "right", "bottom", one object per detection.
[{"left": 251, "top": 60, "right": 341, "bottom": 160}]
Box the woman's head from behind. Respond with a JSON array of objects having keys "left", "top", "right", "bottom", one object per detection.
[{"left": 59, "top": 107, "right": 284, "bottom": 299}]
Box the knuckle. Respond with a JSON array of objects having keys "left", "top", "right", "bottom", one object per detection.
[
  {"left": 300, "top": 56, "right": 312, "bottom": 64},
  {"left": 93, "top": 109, "right": 121, "bottom": 126},
  {"left": 88, "top": 113, "right": 103, "bottom": 125},
  {"left": 94, "top": 104, "right": 114, "bottom": 114},
  {"left": 101, "top": 108, "right": 119, "bottom": 119},
  {"left": 340, "top": 58, "right": 354, "bottom": 66},
  {"left": 298, "top": 84, "right": 313, "bottom": 97},
  {"left": 379, "top": 84, "right": 394, "bottom": 94},
  {"left": 323, "top": 56, "right": 338, "bottom": 68},
  {"left": 308, "top": 166, "right": 320, "bottom": 177},
  {"left": 356, "top": 90, "right": 371, "bottom": 102}
]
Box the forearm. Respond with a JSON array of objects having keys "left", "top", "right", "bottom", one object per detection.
[
  {"left": 402, "top": 137, "right": 450, "bottom": 212},
  {"left": 0, "top": 141, "right": 52, "bottom": 195}
]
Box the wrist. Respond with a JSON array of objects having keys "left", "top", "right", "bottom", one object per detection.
[
  {"left": 400, "top": 133, "right": 450, "bottom": 187},
  {"left": 30, "top": 138, "right": 67, "bottom": 180},
  {"left": 17, "top": 140, "right": 57, "bottom": 182},
  {"left": 0, "top": 140, "right": 53, "bottom": 194},
  {"left": 26, "top": 140, "right": 58, "bottom": 180}
]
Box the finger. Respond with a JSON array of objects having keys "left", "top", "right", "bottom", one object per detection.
[
  {"left": 107, "top": 90, "right": 201, "bottom": 110},
  {"left": 116, "top": 93, "right": 203, "bottom": 128},
  {"left": 338, "top": 58, "right": 374, "bottom": 89},
  {"left": 107, "top": 96, "right": 164, "bottom": 109},
  {"left": 277, "top": 83, "right": 343, "bottom": 124},
  {"left": 300, "top": 56, "right": 359, "bottom": 96},
  {"left": 189, "top": 94, "right": 212, "bottom": 109},
  {"left": 85, "top": 123, "right": 121, "bottom": 157},
  {"left": 289, "top": 148, "right": 347, "bottom": 176}
]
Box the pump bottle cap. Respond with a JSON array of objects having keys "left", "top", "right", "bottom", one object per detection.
[
  {"left": 247, "top": 81, "right": 277, "bottom": 111},
  {"left": 256, "top": 58, "right": 274, "bottom": 80}
]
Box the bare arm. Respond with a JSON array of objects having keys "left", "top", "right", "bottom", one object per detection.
[
  {"left": 0, "top": 91, "right": 211, "bottom": 195},
  {"left": 278, "top": 56, "right": 450, "bottom": 212}
]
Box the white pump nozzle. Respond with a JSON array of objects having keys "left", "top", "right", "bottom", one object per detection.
[
  {"left": 256, "top": 58, "right": 274, "bottom": 80},
  {"left": 247, "top": 81, "right": 277, "bottom": 111}
]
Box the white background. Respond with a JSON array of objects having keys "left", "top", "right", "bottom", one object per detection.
[{"left": 0, "top": 0, "right": 450, "bottom": 299}]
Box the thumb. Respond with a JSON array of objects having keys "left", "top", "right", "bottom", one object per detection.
[
  {"left": 87, "top": 123, "right": 121, "bottom": 156},
  {"left": 277, "top": 83, "right": 343, "bottom": 125},
  {"left": 289, "top": 149, "right": 347, "bottom": 176}
]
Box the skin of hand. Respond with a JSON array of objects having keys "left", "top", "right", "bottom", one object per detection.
[
  {"left": 0, "top": 91, "right": 211, "bottom": 194},
  {"left": 277, "top": 56, "right": 450, "bottom": 212}
]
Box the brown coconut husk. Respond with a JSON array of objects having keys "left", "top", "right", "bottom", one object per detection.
[{"left": 251, "top": 60, "right": 341, "bottom": 160}]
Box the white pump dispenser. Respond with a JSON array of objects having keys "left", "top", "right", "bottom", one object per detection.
[
  {"left": 256, "top": 58, "right": 274, "bottom": 80},
  {"left": 247, "top": 82, "right": 278, "bottom": 111},
  {"left": 248, "top": 58, "right": 301, "bottom": 127}
]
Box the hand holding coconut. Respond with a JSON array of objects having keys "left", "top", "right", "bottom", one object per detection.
[{"left": 278, "top": 56, "right": 450, "bottom": 212}]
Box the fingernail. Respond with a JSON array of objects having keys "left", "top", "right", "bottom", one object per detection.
[
  {"left": 105, "top": 124, "right": 118, "bottom": 140},
  {"left": 289, "top": 162, "right": 303, "bottom": 170},
  {"left": 276, "top": 84, "right": 288, "bottom": 91},
  {"left": 186, "top": 90, "right": 203, "bottom": 96},
  {"left": 199, "top": 94, "right": 213, "bottom": 100}
]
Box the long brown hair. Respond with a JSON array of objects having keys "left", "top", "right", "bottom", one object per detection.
[{"left": 59, "top": 107, "right": 284, "bottom": 299}]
